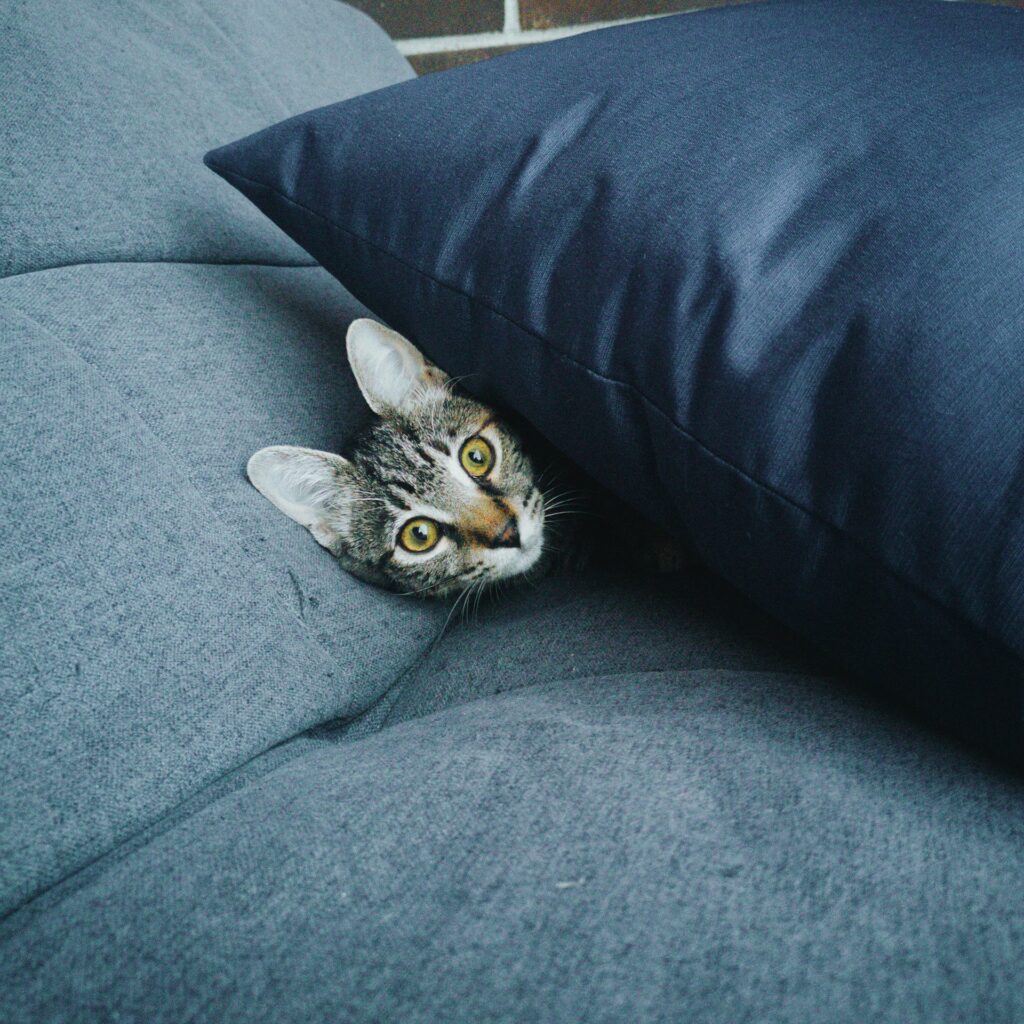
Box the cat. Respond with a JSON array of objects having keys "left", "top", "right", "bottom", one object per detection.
[
  {"left": 248, "top": 319, "right": 562, "bottom": 599},
  {"left": 248, "top": 319, "right": 687, "bottom": 600}
]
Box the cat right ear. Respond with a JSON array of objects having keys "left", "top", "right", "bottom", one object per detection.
[
  {"left": 246, "top": 446, "right": 353, "bottom": 551},
  {"left": 346, "top": 318, "right": 448, "bottom": 417}
]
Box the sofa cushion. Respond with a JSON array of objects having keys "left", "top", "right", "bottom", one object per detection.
[
  {"left": 0, "top": 264, "right": 442, "bottom": 917},
  {"left": 3, "top": 668, "right": 1023, "bottom": 1023},
  {"left": 0, "top": 0, "right": 412, "bottom": 277},
  {"left": 349, "top": 564, "right": 828, "bottom": 737},
  {"left": 1, "top": 0, "right": 425, "bottom": 917},
  {"left": 205, "top": 0, "right": 1024, "bottom": 764}
]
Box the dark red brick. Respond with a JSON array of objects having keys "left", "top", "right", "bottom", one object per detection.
[
  {"left": 521, "top": 0, "right": 1018, "bottom": 31},
  {"left": 345, "top": 1, "right": 502, "bottom": 40},
  {"left": 520, "top": 0, "right": 757, "bottom": 31},
  {"left": 409, "top": 46, "right": 527, "bottom": 76}
]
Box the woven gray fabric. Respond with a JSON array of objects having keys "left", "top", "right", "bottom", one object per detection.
[
  {"left": 3, "top": 666, "right": 1023, "bottom": 1024},
  {"left": 4, "top": 0, "right": 1024, "bottom": 1019},
  {"left": 1, "top": 0, "right": 422, "bottom": 913},
  {"left": 0, "top": 264, "right": 442, "bottom": 917},
  {"left": 343, "top": 564, "right": 830, "bottom": 738},
  {"left": 0, "top": 0, "right": 412, "bottom": 277}
]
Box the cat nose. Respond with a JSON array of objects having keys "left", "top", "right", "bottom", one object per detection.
[{"left": 491, "top": 516, "right": 520, "bottom": 549}]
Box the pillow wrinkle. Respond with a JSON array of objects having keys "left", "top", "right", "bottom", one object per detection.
[
  {"left": 205, "top": 161, "right": 1020, "bottom": 669},
  {"left": 205, "top": 0, "right": 1024, "bottom": 764}
]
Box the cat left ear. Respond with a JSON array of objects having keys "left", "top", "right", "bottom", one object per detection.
[
  {"left": 247, "top": 445, "right": 354, "bottom": 552},
  {"left": 346, "top": 319, "right": 448, "bottom": 417}
]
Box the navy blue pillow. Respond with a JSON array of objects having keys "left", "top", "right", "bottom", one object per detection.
[{"left": 206, "top": 0, "right": 1024, "bottom": 764}]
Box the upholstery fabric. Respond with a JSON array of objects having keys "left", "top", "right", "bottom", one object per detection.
[
  {"left": 0, "top": 264, "right": 442, "bottom": 917},
  {"left": 3, "top": 660, "right": 1024, "bottom": 1024},
  {"left": 5, "top": 0, "right": 1024, "bottom": 1020},
  {"left": 0, "top": 0, "right": 422, "bottom": 917},
  {"left": 0, "top": 0, "right": 413, "bottom": 277},
  {"left": 345, "top": 564, "right": 828, "bottom": 738},
  {"left": 206, "top": 0, "right": 1024, "bottom": 764}
]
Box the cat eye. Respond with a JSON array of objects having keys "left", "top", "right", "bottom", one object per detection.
[
  {"left": 399, "top": 517, "right": 440, "bottom": 553},
  {"left": 460, "top": 436, "right": 495, "bottom": 479}
]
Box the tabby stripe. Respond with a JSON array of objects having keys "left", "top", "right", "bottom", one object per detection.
[
  {"left": 361, "top": 461, "right": 396, "bottom": 489},
  {"left": 381, "top": 476, "right": 416, "bottom": 507},
  {"left": 412, "top": 444, "right": 439, "bottom": 466},
  {"left": 355, "top": 464, "right": 407, "bottom": 513}
]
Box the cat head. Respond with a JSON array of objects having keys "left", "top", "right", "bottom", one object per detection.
[{"left": 247, "top": 320, "right": 547, "bottom": 598}]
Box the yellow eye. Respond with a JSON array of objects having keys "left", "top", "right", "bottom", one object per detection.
[
  {"left": 460, "top": 436, "right": 495, "bottom": 478},
  {"left": 399, "top": 517, "right": 440, "bottom": 553}
]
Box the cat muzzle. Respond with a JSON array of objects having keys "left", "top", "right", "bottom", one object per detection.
[{"left": 490, "top": 517, "right": 520, "bottom": 549}]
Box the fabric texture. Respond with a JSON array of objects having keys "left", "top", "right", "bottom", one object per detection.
[
  {"left": 0, "top": 264, "right": 442, "bottom": 917},
  {"left": 345, "top": 564, "right": 828, "bottom": 738},
  {"left": 206, "top": 0, "right": 1024, "bottom": 764},
  {"left": 5, "top": 0, "right": 1024, "bottom": 1021},
  {"left": 0, "top": 0, "right": 413, "bottom": 277},
  {"left": 4, "top": 657, "right": 1024, "bottom": 1024},
  {"left": 0, "top": 0, "right": 426, "bottom": 918}
]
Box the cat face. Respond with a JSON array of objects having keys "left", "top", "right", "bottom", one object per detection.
[{"left": 247, "top": 320, "right": 546, "bottom": 598}]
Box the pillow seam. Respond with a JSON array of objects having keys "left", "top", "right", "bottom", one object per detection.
[{"left": 208, "top": 161, "right": 1021, "bottom": 668}]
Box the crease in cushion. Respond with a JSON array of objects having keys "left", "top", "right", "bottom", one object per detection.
[
  {"left": 206, "top": 0, "right": 1024, "bottom": 764},
  {"left": 0, "top": 0, "right": 413, "bottom": 277},
  {"left": 0, "top": 262, "right": 443, "bottom": 674},
  {"left": 0, "top": 268, "right": 443, "bottom": 918},
  {"left": 0, "top": 0, "right": 421, "bottom": 921},
  {"left": 4, "top": 670, "right": 1024, "bottom": 1023}
]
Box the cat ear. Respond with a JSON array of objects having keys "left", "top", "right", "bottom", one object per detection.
[
  {"left": 346, "top": 318, "right": 448, "bottom": 417},
  {"left": 247, "top": 446, "right": 353, "bottom": 551}
]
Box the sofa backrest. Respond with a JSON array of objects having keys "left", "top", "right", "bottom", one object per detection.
[{"left": 0, "top": 0, "right": 412, "bottom": 278}]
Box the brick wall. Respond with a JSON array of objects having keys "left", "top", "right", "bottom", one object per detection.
[{"left": 344, "top": 0, "right": 1023, "bottom": 75}]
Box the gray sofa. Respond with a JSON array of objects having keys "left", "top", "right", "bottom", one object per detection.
[{"left": 2, "top": 2, "right": 1022, "bottom": 1021}]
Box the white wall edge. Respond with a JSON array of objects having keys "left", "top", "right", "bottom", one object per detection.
[{"left": 396, "top": 10, "right": 687, "bottom": 56}]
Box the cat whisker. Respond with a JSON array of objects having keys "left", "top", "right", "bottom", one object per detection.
[
  {"left": 457, "top": 578, "right": 479, "bottom": 627},
  {"left": 472, "top": 576, "right": 489, "bottom": 622},
  {"left": 397, "top": 571, "right": 469, "bottom": 597},
  {"left": 541, "top": 499, "right": 586, "bottom": 514},
  {"left": 442, "top": 584, "right": 473, "bottom": 637},
  {"left": 542, "top": 486, "right": 585, "bottom": 503},
  {"left": 535, "top": 464, "right": 566, "bottom": 490},
  {"left": 426, "top": 583, "right": 473, "bottom": 652},
  {"left": 542, "top": 480, "right": 583, "bottom": 496},
  {"left": 544, "top": 509, "right": 599, "bottom": 521},
  {"left": 432, "top": 566, "right": 492, "bottom": 636},
  {"left": 440, "top": 372, "right": 475, "bottom": 394},
  {"left": 540, "top": 491, "right": 586, "bottom": 513},
  {"left": 541, "top": 506, "right": 588, "bottom": 521}
]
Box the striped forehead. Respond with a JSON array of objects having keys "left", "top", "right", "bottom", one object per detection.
[
  {"left": 352, "top": 403, "right": 511, "bottom": 514},
  {"left": 394, "top": 431, "right": 454, "bottom": 478},
  {"left": 357, "top": 431, "right": 453, "bottom": 508}
]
